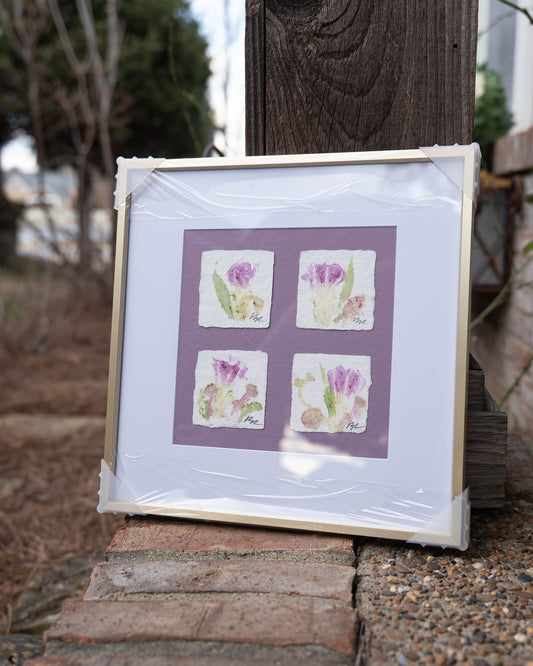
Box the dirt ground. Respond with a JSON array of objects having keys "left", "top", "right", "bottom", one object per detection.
[{"left": 0, "top": 265, "right": 123, "bottom": 635}]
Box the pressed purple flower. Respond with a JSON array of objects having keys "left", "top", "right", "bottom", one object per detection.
[
  {"left": 346, "top": 369, "right": 364, "bottom": 394},
  {"left": 326, "top": 263, "right": 346, "bottom": 285},
  {"left": 227, "top": 262, "right": 256, "bottom": 288},
  {"left": 212, "top": 357, "right": 247, "bottom": 385},
  {"left": 301, "top": 262, "right": 346, "bottom": 289},
  {"left": 327, "top": 365, "right": 364, "bottom": 396}
]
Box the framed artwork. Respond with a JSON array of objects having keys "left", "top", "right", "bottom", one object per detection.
[{"left": 100, "top": 146, "right": 479, "bottom": 549}]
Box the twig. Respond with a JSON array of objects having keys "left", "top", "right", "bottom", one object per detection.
[
  {"left": 499, "top": 353, "right": 533, "bottom": 407},
  {"left": 470, "top": 253, "right": 533, "bottom": 329},
  {"left": 0, "top": 510, "right": 23, "bottom": 549},
  {"left": 497, "top": 0, "right": 533, "bottom": 24}
]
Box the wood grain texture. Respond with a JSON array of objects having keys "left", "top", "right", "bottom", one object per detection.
[
  {"left": 245, "top": 0, "right": 265, "bottom": 156},
  {"left": 466, "top": 390, "right": 507, "bottom": 508},
  {"left": 466, "top": 358, "right": 507, "bottom": 507},
  {"left": 245, "top": 0, "right": 478, "bottom": 155},
  {"left": 468, "top": 354, "right": 485, "bottom": 412}
]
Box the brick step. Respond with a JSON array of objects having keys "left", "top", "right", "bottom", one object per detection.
[{"left": 27, "top": 521, "right": 358, "bottom": 665}]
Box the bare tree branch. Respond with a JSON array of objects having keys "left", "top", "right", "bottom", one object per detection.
[
  {"left": 1, "top": 0, "right": 121, "bottom": 272},
  {"left": 46, "top": 0, "right": 85, "bottom": 74},
  {"left": 0, "top": 0, "right": 52, "bottom": 237},
  {"left": 499, "top": 353, "right": 533, "bottom": 407},
  {"left": 497, "top": 0, "right": 533, "bottom": 24},
  {"left": 470, "top": 253, "right": 533, "bottom": 329}
]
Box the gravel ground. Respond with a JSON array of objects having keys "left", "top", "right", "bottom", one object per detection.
[{"left": 355, "top": 435, "right": 533, "bottom": 666}]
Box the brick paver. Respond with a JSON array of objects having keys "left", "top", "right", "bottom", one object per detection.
[
  {"left": 84, "top": 559, "right": 354, "bottom": 602},
  {"left": 28, "top": 656, "right": 344, "bottom": 665},
  {"left": 45, "top": 598, "right": 358, "bottom": 655},
  {"left": 106, "top": 521, "right": 354, "bottom": 564}
]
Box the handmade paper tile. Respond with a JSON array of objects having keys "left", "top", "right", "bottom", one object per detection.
[
  {"left": 198, "top": 250, "right": 274, "bottom": 328},
  {"left": 193, "top": 350, "right": 268, "bottom": 429},
  {"left": 291, "top": 353, "right": 371, "bottom": 434},
  {"left": 296, "top": 250, "right": 376, "bottom": 330}
]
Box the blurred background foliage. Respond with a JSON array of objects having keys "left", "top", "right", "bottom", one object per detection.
[
  {"left": 0, "top": 0, "right": 212, "bottom": 166},
  {"left": 0, "top": 0, "right": 212, "bottom": 271},
  {"left": 474, "top": 64, "right": 514, "bottom": 172}
]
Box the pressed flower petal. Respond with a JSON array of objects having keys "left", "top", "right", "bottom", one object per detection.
[
  {"left": 301, "top": 407, "right": 325, "bottom": 430},
  {"left": 328, "top": 365, "right": 347, "bottom": 394},
  {"left": 327, "top": 365, "right": 364, "bottom": 396},
  {"left": 351, "top": 395, "right": 367, "bottom": 418},
  {"left": 301, "top": 262, "right": 346, "bottom": 291},
  {"left": 315, "top": 263, "right": 328, "bottom": 284},
  {"left": 227, "top": 262, "right": 256, "bottom": 288},
  {"left": 326, "top": 263, "right": 346, "bottom": 286},
  {"left": 212, "top": 358, "right": 248, "bottom": 385},
  {"left": 301, "top": 266, "right": 315, "bottom": 286},
  {"left": 252, "top": 295, "right": 264, "bottom": 313},
  {"left": 245, "top": 383, "right": 259, "bottom": 398},
  {"left": 346, "top": 369, "right": 364, "bottom": 394},
  {"left": 342, "top": 294, "right": 365, "bottom": 318}
]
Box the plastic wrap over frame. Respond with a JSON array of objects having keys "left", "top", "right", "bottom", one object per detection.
[{"left": 100, "top": 145, "right": 480, "bottom": 550}]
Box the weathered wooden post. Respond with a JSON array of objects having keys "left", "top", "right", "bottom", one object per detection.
[
  {"left": 245, "top": 0, "right": 507, "bottom": 507},
  {"left": 246, "top": 1, "right": 478, "bottom": 154}
]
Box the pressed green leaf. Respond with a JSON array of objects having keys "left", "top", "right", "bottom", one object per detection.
[
  {"left": 323, "top": 386, "right": 336, "bottom": 418},
  {"left": 339, "top": 256, "right": 354, "bottom": 306},
  {"left": 523, "top": 240, "right": 533, "bottom": 255},
  {"left": 212, "top": 270, "right": 234, "bottom": 319},
  {"left": 238, "top": 401, "right": 263, "bottom": 422},
  {"left": 198, "top": 393, "right": 210, "bottom": 420},
  {"left": 320, "top": 363, "right": 328, "bottom": 385}
]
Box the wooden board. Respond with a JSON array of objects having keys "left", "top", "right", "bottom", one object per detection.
[{"left": 465, "top": 389, "right": 507, "bottom": 508}]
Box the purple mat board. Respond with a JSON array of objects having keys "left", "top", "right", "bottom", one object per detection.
[{"left": 173, "top": 226, "right": 396, "bottom": 458}]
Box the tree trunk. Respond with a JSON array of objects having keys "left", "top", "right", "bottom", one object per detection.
[
  {"left": 0, "top": 169, "right": 20, "bottom": 267},
  {"left": 77, "top": 164, "right": 92, "bottom": 272}
]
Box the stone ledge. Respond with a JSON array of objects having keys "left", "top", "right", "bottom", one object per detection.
[{"left": 27, "top": 519, "right": 359, "bottom": 665}]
